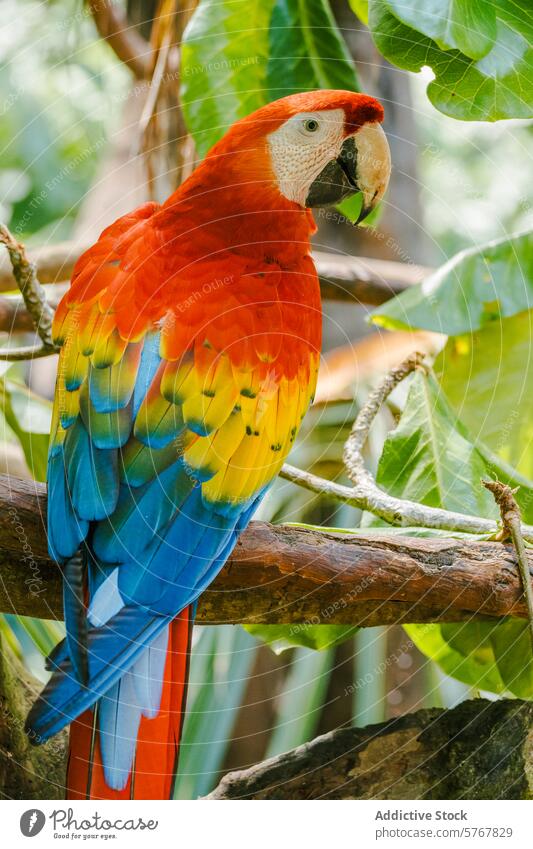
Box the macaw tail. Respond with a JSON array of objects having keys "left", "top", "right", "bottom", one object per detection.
[
  {"left": 27, "top": 606, "right": 193, "bottom": 801},
  {"left": 67, "top": 607, "right": 192, "bottom": 800}
]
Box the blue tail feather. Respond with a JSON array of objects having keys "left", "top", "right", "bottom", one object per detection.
[
  {"left": 26, "top": 607, "right": 171, "bottom": 743},
  {"left": 98, "top": 670, "right": 143, "bottom": 791}
]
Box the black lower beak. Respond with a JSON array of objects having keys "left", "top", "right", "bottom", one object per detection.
[{"left": 305, "top": 136, "right": 360, "bottom": 209}]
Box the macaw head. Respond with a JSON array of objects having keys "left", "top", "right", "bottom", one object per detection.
[{"left": 204, "top": 90, "right": 391, "bottom": 223}]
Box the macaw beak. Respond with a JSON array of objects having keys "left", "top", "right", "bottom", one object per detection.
[{"left": 305, "top": 123, "right": 391, "bottom": 222}]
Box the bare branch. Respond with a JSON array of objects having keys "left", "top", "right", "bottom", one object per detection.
[
  {"left": 1, "top": 475, "right": 533, "bottom": 626},
  {"left": 88, "top": 0, "right": 152, "bottom": 79},
  {"left": 483, "top": 479, "right": 533, "bottom": 650},
  {"left": 313, "top": 249, "right": 428, "bottom": 305},
  {"left": 0, "top": 288, "right": 64, "bottom": 334},
  {"left": 343, "top": 351, "right": 425, "bottom": 485},
  {"left": 0, "top": 225, "right": 58, "bottom": 361},
  {"left": 281, "top": 354, "right": 533, "bottom": 542}
]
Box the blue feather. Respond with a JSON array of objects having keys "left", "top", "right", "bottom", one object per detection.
[
  {"left": 130, "top": 626, "right": 169, "bottom": 718},
  {"left": 64, "top": 421, "right": 119, "bottom": 521},
  {"left": 26, "top": 607, "right": 172, "bottom": 742},
  {"left": 63, "top": 549, "right": 88, "bottom": 683},
  {"left": 92, "top": 460, "right": 196, "bottom": 565},
  {"left": 132, "top": 333, "right": 161, "bottom": 417},
  {"left": 89, "top": 342, "right": 142, "bottom": 413},
  {"left": 98, "top": 670, "right": 142, "bottom": 790},
  {"left": 47, "top": 451, "right": 89, "bottom": 562},
  {"left": 88, "top": 567, "right": 124, "bottom": 627}
]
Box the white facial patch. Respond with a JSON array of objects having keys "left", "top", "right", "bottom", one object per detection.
[{"left": 267, "top": 109, "right": 346, "bottom": 206}]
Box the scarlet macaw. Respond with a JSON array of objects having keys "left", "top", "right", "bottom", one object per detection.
[{"left": 27, "top": 90, "right": 390, "bottom": 799}]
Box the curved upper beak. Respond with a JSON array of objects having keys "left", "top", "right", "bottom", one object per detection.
[{"left": 305, "top": 123, "right": 391, "bottom": 222}]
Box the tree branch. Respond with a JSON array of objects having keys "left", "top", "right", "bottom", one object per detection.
[
  {"left": 281, "top": 354, "right": 533, "bottom": 543},
  {"left": 0, "top": 226, "right": 59, "bottom": 361},
  {"left": 207, "top": 698, "right": 533, "bottom": 799},
  {"left": 88, "top": 0, "right": 152, "bottom": 80},
  {"left": 313, "top": 249, "right": 428, "bottom": 305},
  {"left": 1, "top": 475, "right": 532, "bottom": 626},
  {"left": 483, "top": 479, "right": 533, "bottom": 650}
]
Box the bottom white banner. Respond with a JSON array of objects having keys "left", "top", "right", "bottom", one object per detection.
[{"left": 2, "top": 799, "right": 529, "bottom": 848}]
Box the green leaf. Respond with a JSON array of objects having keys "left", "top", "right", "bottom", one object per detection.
[
  {"left": 375, "top": 370, "right": 533, "bottom": 698},
  {"left": 406, "top": 620, "right": 533, "bottom": 698},
  {"left": 348, "top": 0, "right": 369, "bottom": 25},
  {"left": 373, "top": 359, "right": 533, "bottom": 523},
  {"left": 436, "top": 311, "right": 533, "bottom": 480},
  {"left": 266, "top": 0, "right": 359, "bottom": 99},
  {"left": 383, "top": 0, "right": 497, "bottom": 60},
  {"left": 245, "top": 623, "right": 358, "bottom": 653},
  {"left": 371, "top": 230, "right": 533, "bottom": 335},
  {"left": 181, "top": 0, "right": 359, "bottom": 157},
  {"left": 181, "top": 0, "right": 274, "bottom": 157},
  {"left": 336, "top": 191, "right": 364, "bottom": 224},
  {"left": 286, "top": 521, "right": 493, "bottom": 539},
  {"left": 375, "top": 370, "right": 498, "bottom": 518},
  {"left": 0, "top": 374, "right": 52, "bottom": 481},
  {"left": 368, "top": 0, "right": 533, "bottom": 121},
  {"left": 405, "top": 623, "right": 506, "bottom": 695}
]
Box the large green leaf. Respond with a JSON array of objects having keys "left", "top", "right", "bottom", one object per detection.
[
  {"left": 374, "top": 370, "right": 498, "bottom": 519},
  {"left": 181, "top": 0, "right": 359, "bottom": 157},
  {"left": 266, "top": 0, "right": 359, "bottom": 99},
  {"left": 381, "top": 0, "right": 497, "bottom": 60},
  {"left": 0, "top": 373, "right": 52, "bottom": 481},
  {"left": 181, "top": 0, "right": 274, "bottom": 157},
  {"left": 370, "top": 363, "right": 533, "bottom": 524},
  {"left": 436, "top": 310, "right": 533, "bottom": 479},
  {"left": 368, "top": 0, "right": 533, "bottom": 121},
  {"left": 245, "top": 623, "right": 357, "bottom": 653},
  {"left": 406, "top": 620, "right": 533, "bottom": 698},
  {"left": 374, "top": 371, "right": 533, "bottom": 697},
  {"left": 371, "top": 230, "right": 533, "bottom": 335}
]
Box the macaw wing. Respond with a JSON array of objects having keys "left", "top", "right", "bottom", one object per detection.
[{"left": 48, "top": 209, "right": 319, "bottom": 627}]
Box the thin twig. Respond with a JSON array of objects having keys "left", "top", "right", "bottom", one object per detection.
[
  {"left": 343, "top": 351, "right": 425, "bottom": 485},
  {"left": 0, "top": 225, "right": 58, "bottom": 361},
  {"left": 482, "top": 480, "right": 533, "bottom": 650},
  {"left": 280, "top": 353, "right": 533, "bottom": 543}
]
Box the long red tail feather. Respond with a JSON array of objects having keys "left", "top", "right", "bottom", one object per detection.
[{"left": 66, "top": 606, "right": 193, "bottom": 800}]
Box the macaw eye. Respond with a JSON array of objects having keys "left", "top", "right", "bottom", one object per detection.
[{"left": 303, "top": 118, "right": 320, "bottom": 133}]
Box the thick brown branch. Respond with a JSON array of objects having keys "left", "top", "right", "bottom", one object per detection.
[
  {"left": 0, "top": 288, "right": 64, "bottom": 334},
  {"left": 0, "top": 475, "right": 532, "bottom": 626},
  {"left": 313, "top": 249, "right": 428, "bottom": 305},
  {"left": 207, "top": 698, "right": 533, "bottom": 800}
]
